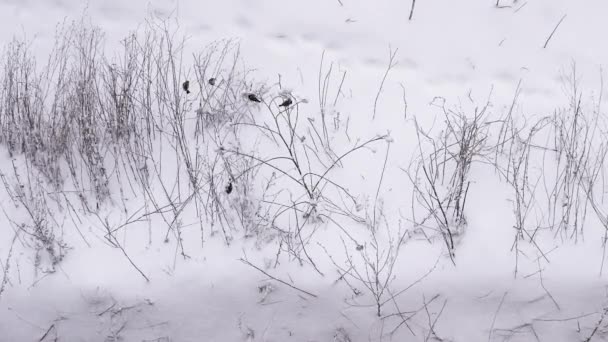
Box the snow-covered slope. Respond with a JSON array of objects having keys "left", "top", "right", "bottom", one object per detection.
[{"left": 1, "top": 1, "right": 608, "bottom": 341}]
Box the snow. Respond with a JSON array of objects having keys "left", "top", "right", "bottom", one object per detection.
[{"left": 1, "top": 0, "right": 608, "bottom": 341}]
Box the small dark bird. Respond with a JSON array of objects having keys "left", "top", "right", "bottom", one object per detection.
[
  {"left": 278, "top": 97, "right": 293, "bottom": 108},
  {"left": 208, "top": 77, "right": 216, "bottom": 86},
  {"left": 182, "top": 80, "right": 190, "bottom": 94},
  {"left": 225, "top": 182, "right": 233, "bottom": 194},
  {"left": 247, "top": 93, "right": 261, "bottom": 103}
]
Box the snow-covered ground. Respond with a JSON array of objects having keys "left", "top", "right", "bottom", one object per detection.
[{"left": 1, "top": 0, "right": 608, "bottom": 341}]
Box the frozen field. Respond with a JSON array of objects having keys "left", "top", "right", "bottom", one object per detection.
[{"left": 1, "top": 1, "right": 608, "bottom": 341}]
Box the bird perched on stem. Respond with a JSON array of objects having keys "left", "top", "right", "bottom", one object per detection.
[
  {"left": 182, "top": 80, "right": 190, "bottom": 94},
  {"left": 208, "top": 77, "right": 216, "bottom": 86},
  {"left": 246, "top": 93, "right": 261, "bottom": 103},
  {"left": 225, "top": 182, "right": 233, "bottom": 194},
  {"left": 278, "top": 97, "right": 293, "bottom": 108}
]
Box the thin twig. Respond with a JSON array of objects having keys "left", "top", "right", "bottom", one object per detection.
[
  {"left": 543, "top": 14, "right": 567, "bottom": 49},
  {"left": 488, "top": 292, "right": 508, "bottom": 342},
  {"left": 373, "top": 47, "right": 398, "bottom": 120},
  {"left": 240, "top": 258, "right": 318, "bottom": 298},
  {"left": 584, "top": 309, "right": 607, "bottom": 342},
  {"left": 38, "top": 324, "right": 55, "bottom": 342},
  {"left": 408, "top": 0, "right": 417, "bottom": 20}
]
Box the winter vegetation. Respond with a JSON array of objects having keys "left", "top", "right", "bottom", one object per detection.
[{"left": 1, "top": 1, "right": 608, "bottom": 341}]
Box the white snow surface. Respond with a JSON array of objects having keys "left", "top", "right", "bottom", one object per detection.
[{"left": 1, "top": 0, "right": 608, "bottom": 341}]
